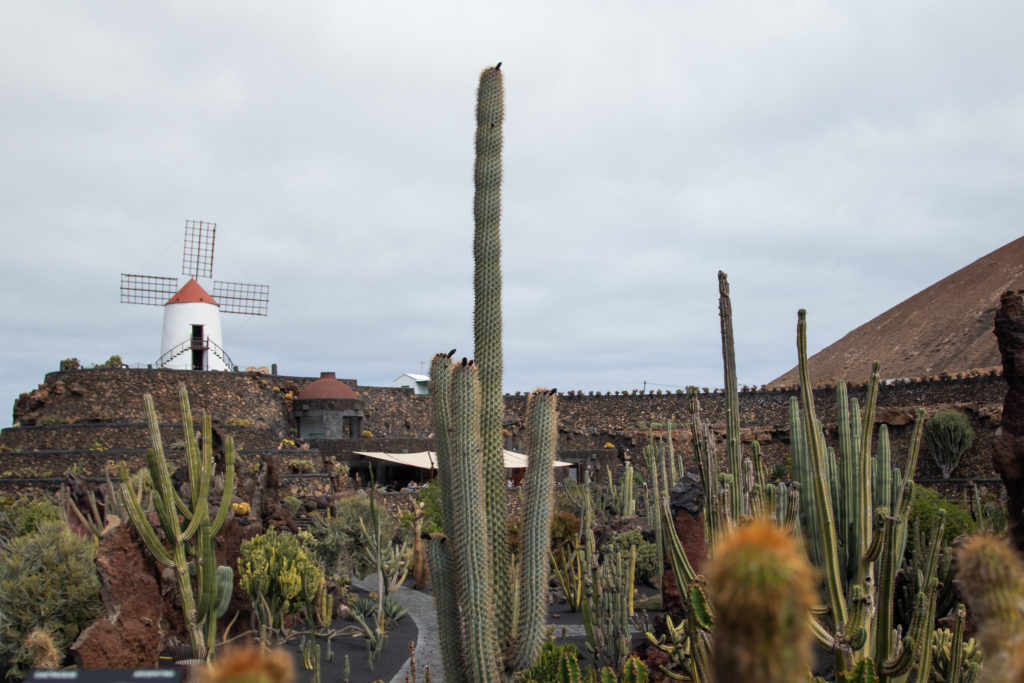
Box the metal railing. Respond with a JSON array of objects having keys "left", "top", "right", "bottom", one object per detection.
[{"left": 156, "top": 336, "right": 233, "bottom": 371}]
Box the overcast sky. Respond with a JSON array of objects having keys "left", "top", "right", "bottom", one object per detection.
[{"left": 1, "top": 2, "right": 1021, "bottom": 421}]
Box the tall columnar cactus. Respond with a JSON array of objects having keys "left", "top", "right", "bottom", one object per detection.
[
  {"left": 793, "top": 310, "right": 936, "bottom": 679},
  {"left": 118, "top": 384, "right": 235, "bottom": 660},
  {"left": 718, "top": 271, "right": 746, "bottom": 521},
  {"left": 428, "top": 64, "right": 558, "bottom": 680},
  {"left": 473, "top": 63, "right": 512, "bottom": 643},
  {"left": 955, "top": 534, "right": 1024, "bottom": 683},
  {"left": 707, "top": 519, "right": 817, "bottom": 683}
]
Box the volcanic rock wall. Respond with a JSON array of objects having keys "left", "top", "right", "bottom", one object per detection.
[{"left": 2, "top": 367, "right": 1008, "bottom": 487}]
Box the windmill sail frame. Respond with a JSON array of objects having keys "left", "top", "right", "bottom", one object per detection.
[
  {"left": 120, "top": 274, "right": 179, "bottom": 306},
  {"left": 182, "top": 220, "right": 216, "bottom": 279},
  {"left": 213, "top": 280, "right": 270, "bottom": 316}
]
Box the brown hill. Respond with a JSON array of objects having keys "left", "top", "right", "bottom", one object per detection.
[{"left": 769, "top": 236, "right": 1024, "bottom": 388}]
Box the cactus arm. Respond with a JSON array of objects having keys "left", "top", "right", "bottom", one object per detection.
[
  {"left": 512, "top": 389, "right": 557, "bottom": 671},
  {"left": 837, "top": 382, "right": 858, "bottom": 586},
  {"left": 797, "top": 310, "right": 849, "bottom": 631},
  {"left": 448, "top": 360, "right": 500, "bottom": 680},
  {"left": 661, "top": 500, "right": 697, "bottom": 586},
  {"left": 429, "top": 352, "right": 456, "bottom": 533},
  {"left": 666, "top": 421, "right": 679, "bottom": 487},
  {"left": 855, "top": 363, "right": 881, "bottom": 589},
  {"left": 427, "top": 537, "right": 466, "bottom": 683},
  {"left": 118, "top": 460, "right": 174, "bottom": 567},
  {"left": 210, "top": 437, "right": 236, "bottom": 536}
]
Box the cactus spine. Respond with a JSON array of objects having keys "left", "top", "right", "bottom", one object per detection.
[
  {"left": 118, "top": 384, "right": 235, "bottom": 660},
  {"left": 429, "top": 65, "right": 558, "bottom": 680}
]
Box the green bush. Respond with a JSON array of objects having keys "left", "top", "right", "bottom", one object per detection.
[
  {"left": 415, "top": 483, "right": 444, "bottom": 535},
  {"left": 0, "top": 521, "right": 104, "bottom": 678},
  {"left": 600, "top": 529, "right": 658, "bottom": 585},
  {"left": 0, "top": 496, "right": 61, "bottom": 538},
  {"left": 238, "top": 528, "right": 323, "bottom": 629},
  {"left": 907, "top": 485, "right": 977, "bottom": 556},
  {"left": 923, "top": 409, "right": 976, "bottom": 479},
  {"left": 303, "top": 495, "right": 397, "bottom": 580},
  {"left": 550, "top": 511, "right": 580, "bottom": 549},
  {"left": 98, "top": 355, "right": 123, "bottom": 368}
]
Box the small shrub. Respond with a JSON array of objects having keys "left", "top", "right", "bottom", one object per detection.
[
  {"left": 600, "top": 529, "right": 658, "bottom": 585},
  {"left": 225, "top": 417, "right": 252, "bottom": 427},
  {"left": 550, "top": 511, "right": 580, "bottom": 549},
  {"left": 924, "top": 409, "right": 976, "bottom": 479},
  {"left": 1, "top": 496, "right": 60, "bottom": 538},
  {"left": 98, "top": 355, "right": 123, "bottom": 368},
  {"left": 0, "top": 521, "right": 104, "bottom": 677},
  {"left": 286, "top": 458, "right": 314, "bottom": 473},
  {"left": 361, "top": 430, "right": 373, "bottom": 438},
  {"left": 59, "top": 358, "right": 80, "bottom": 371},
  {"left": 281, "top": 495, "right": 303, "bottom": 514},
  {"left": 907, "top": 486, "right": 977, "bottom": 556},
  {"left": 415, "top": 484, "right": 444, "bottom": 535},
  {"left": 515, "top": 639, "right": 582, "bottom": 682}
]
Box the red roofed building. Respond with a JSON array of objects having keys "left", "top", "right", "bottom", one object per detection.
[{"left": 294, "top": 372, "right": 365, "bottom": 439}]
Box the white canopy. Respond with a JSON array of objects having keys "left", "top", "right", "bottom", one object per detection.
[{"left": 354, "top": 450, "right": 573, "bottom": 471}]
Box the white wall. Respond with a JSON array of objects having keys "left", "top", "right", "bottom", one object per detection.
[{"left": 159, "top": 301, "right": 228, "bottom": 371}]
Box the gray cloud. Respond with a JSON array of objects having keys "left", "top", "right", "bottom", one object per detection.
[{"left": 2, "top": 2, "right": 1022, "bottom": 417}]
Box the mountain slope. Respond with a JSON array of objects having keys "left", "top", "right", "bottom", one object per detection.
[{"left": 769, "top": 236, "right": 1024, "bottom": 387}]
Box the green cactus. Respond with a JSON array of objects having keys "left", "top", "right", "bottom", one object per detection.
[
  {"left": 118, "top": 384, "right": 235, "bottom": 660},
  {"left": 512, "top": 388, "right": 558, "bottom": 670},
  {"left": 580, "top": 502, "right": 636, "bottom": 672},
  {"left": 428, "top": 64, "right": 559, "bottom": 679},
  {"left": 792, "top": 310, "right": 938, "bottom": 680},
  {"left": 238, "top": 528, "right": 323, "bottom": 633},
  {"left": 718, "top": 271, "right": 746, "bottom": 521},
  {"left": 606, "top": 463, "right": 636, "bottom": 517},
  {"left": 923, "top": 409, "right": 975, "bottom": 479},
  {"left": 472, "top": 63, "right": 512, "bottom": 651},
  {"left": 427, "top": 537, "right": 465, "bottom": 683}
]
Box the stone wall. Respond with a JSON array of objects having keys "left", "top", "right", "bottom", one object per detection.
[{"left": 3, "top": 367, "right": 1008, "bottom": 490}]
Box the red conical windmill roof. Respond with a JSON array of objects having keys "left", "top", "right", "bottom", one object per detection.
[
  {"left": 297, "top": 372, "right": 359, "bottom": 400},
  {"left": 166, "top": 278, "right": 219, "bottom": 306}
]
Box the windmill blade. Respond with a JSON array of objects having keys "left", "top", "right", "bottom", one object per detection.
[
  {"left": 213, "top": 280, "right": 269, "bottom": 316},
  {"left": 182, "top": 220, "right": 216, "bottom": 279},
  {"left": 121, "top": 274, "right": 178, "bottom": 306}
]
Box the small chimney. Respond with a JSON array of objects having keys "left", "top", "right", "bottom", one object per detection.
[{"left": 320, "top": 371, "right": 336, "bottom": 379}]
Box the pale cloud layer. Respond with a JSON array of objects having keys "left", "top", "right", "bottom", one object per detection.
[{"left": 1, "top": 2, "right": 1021, "bottom": 418}]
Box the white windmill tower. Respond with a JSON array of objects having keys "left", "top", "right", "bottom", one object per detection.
[{"left": 120, "top": 220, "right": 270, "bottom": 371}]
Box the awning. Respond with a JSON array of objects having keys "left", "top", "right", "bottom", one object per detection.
[{"left": 354, "top": 450, "right": 573, "bottom": 471}]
